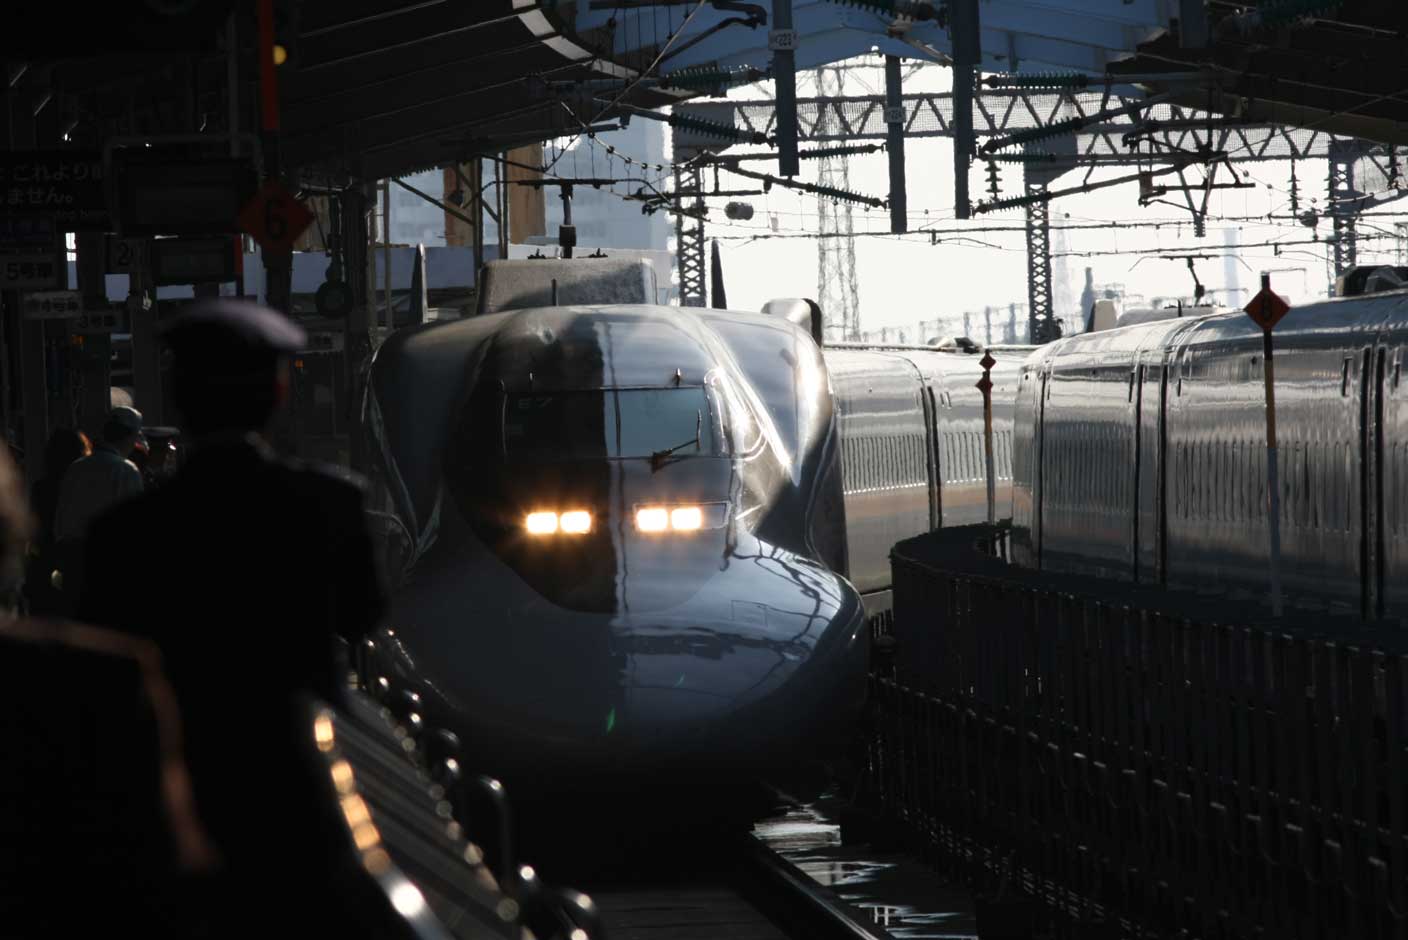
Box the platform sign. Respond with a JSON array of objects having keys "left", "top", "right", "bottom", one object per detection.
[
  {"left": 74, "top": 308, "right": 121, "bottom": 333},
  {"left": 0, "top": 150, "right": 109, "bottom": 229},
  {"left": 0, "top": 254, "right": 62, "bottom": 289},
  {"left": 106, "top": 236, "right": 148, "bottom": 274},
  {"left": 21, "top": 290, "right": 84, "bottom": 320},
  {"left": 1244, "top": 283, "right": 1291, "bottom": 331},
  {"left": 0, "top": 217, "right": 62, "bottom": 287},
  {"left": 238, "top": 181, "right": 313, "bottom": 255}
]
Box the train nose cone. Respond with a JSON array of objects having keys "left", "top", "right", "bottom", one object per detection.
[{"left": 381, "top": 534, "right": 867, "bottom": 780}]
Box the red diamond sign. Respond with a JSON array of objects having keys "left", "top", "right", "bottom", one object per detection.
[
  {"left": 1244, "top": 285, "right": 1291, "bottom": 331},
  {"left": 238, "top": 181, "right": 314, "bottom": 256}
]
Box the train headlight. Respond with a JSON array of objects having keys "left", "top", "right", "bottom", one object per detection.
[
  {"left": 559, "top": 510, "right": 592, "bottom": 534},
  {"left": 525, "top": 510, "right": 593, "bottom": 535},
  {"left": 635, "top": 504, "right": 714, "bottom": 533},
  {"left": 635, "top": 507, "right": 670, "bottom": 533},
  {"left": 670, "top": 506, "right": 703, "bottom": 531}
]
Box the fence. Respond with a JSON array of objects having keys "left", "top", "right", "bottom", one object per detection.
[{"left": 870, "top": 523, "right": 1408, "bottom": 939}]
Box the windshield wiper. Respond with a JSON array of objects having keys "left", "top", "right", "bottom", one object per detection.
[{"left": 649, "top": 410, "right": 702, "bottom": 471}]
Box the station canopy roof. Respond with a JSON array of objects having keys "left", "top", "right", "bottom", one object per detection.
[{"left": 3, "top": 1, "right": 1406, "bottom": 181}]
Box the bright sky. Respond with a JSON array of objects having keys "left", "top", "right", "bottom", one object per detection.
[{"left": 655, "top": 59, "right": 1408, "bottom": 340}]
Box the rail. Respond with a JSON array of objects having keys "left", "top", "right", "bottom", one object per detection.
[{"left": 869, "top": 522, "right": 1408, "bottom": 939}]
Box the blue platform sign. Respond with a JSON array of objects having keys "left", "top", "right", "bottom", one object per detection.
[{"left": 0, "top": 151, "right": 109, "bottom": 230}]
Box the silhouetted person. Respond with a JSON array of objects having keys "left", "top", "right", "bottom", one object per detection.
[
  {"left": 0, "top": 439, "right": 219, "bottom": 937},
  {"left": 54, "top": 406, "right": 144, "bottom": 543},
  {"left": 78, "top": 299, "right": 386, "bottom": 922}
]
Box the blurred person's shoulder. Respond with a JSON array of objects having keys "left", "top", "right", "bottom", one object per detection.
[{"left": 269, "top": 454, "right": 369, "bottom": 513}]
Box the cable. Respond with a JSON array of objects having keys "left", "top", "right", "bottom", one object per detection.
[{"left": 590, "top": 0, "right": 710, "bottom": 124}]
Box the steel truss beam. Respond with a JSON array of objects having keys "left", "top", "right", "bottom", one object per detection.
[
  {"left": 673, "top": 89, "right": 1344, "bottom": 167},
  {"left": 1024, "top": 164, "right": 1060, "bottom": 344},
  {"left": 675, "top": 166, "right": 708, "bottom": 307}
]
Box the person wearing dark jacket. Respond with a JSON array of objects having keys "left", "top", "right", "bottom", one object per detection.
[{"left": 78, "top": 299, "right": 387, "bottom": 923}]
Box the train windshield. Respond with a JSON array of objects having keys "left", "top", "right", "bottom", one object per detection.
[{"left": 503, "top": 388, "right": 723, "bottom": 460}]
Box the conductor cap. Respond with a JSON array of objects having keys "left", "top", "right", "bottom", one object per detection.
[{"left": 160, "top": 299, "right": 307, "bottom": 361}]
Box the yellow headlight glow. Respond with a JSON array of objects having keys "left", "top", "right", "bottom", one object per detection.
[
  {"left": 670, "top": 506, "right": 703, "bottom": 531},
  {"left": 635, "top": 507, "right": 670, "bottom": 533},
  {"left": 559, "top": 510, "right": 592, "bottom": 534},
  {"left": 525, "top": 511, "right": 558, "bottom": 535}
]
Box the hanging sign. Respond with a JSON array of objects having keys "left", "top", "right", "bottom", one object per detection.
[{"left": 0, "top": 151, "right": 108, "bottom": 229}]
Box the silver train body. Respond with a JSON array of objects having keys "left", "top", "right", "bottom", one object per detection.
[
  {"left": 1011, "top": 291, "right": 1408, "bottom": 619},
  {"left": 361, "top": 300, "right": 1022, "bottom": 787}
]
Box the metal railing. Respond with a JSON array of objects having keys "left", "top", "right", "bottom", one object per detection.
[{"left": 870, "top": 523, "right": 1408, "bottom": 939}]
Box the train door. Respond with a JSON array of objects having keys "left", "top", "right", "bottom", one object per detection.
[
  {"left": 1034, "top": 361, "right": 1050, "bottom": 567},
  {"left": 1361, "top": 343, "right": 1383, "bottom": 620},
  {"left": 1377, "top": 338, "right": 1407, "bottom": 620},
  {"left": 921, "top": 380, "right": 942, "bottom": 530},
  {"left": 1133, "top": 350, "right": 1169, "bottom": 583}
]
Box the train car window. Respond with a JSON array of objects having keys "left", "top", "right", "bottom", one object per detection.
[{"left": 502, "top": 388, "right": 722, "bottom": 460}]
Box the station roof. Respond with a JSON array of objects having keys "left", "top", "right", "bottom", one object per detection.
[{"left": 5, "top": 1, "right": 1407, "bottom": 181}]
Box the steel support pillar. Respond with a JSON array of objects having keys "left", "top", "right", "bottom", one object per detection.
[
  {"left": 1328, "top": 138, "right": 1362, "bottom": 284},
  {"left": 1023, "top": 164, "right": 1058, "bottom": 343},
  {"left": 675, "top": 167, "right": 707, "bottom": 307},
  {"left": 949, "top": 0, "right": 980, "bottom": 220},
  {"left": 884, "top": 55, "right": 907, "bottom": 234},
  {"left": 771, "top": 0, "right": 799, "bottom": 178},
  {"left": 75, "top": 233, "right": 111, "bottom": 437}
]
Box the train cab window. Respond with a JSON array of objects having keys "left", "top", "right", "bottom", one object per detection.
[{"left": 502, "top": 388, "right": 722, "bottom": 460}]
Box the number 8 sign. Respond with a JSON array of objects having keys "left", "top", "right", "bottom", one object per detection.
[{"left": 238, "top": 180, "right": 314, "bottom": 255}]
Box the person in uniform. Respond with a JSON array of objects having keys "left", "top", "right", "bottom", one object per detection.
[{"left": 77, "top": 299, "right": 387, "bottom": 928}]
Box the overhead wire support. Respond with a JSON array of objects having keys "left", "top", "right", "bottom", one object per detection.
[
  {"left": 706, "top": 143, "right": 886, "bottom": 162},
  {"left": 973, "top": 158, "right": 1206, "bottom": 214},
  {"left": 979, "top": 92, "right": 1175, "bottom": 155},
  {"left": 719, "top": 162, "right": 887, "bottom": 208},
  {"left": 596, "top": 99, "right": 770, "bottom": 145}
]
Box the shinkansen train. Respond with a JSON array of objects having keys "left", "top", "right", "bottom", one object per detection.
[
  {"left": 1011, "top": 279, "right": 1408, "bottom": 620},
  {"left": 360, "top": 258, "right": 1021, "bottom": 789}
]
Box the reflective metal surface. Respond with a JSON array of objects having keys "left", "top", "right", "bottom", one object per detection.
[
  {"left": 1013, "top": 291, "right": 1408, "bottom": 617},
  {"left": 364, "top": 304, "right": 865, "bottom": 783},
  {"left": 827, "top": 348, "right": 1023, "bottom": 595}
]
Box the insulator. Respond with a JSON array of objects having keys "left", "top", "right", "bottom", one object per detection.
[
  {"left": 668, "top": 112, "right": 767, "bottom": 145},
  {"left": 980, "top": 114, "right": 1088, "bottom": 154},
  {"left": 985, "top": 71, "right": 1089, "bottom": 91},
  {"left": 988, "top": 152, "right": 1060, "bottom": 163},
  {"left": 985, "top": 159, "right": 1002, "bottom": 199},
  {"left": 826, "top": 0, "right": 939, "bottom": 18},
  {"left": 1259, "top": 0, "right": 1342, "bottom": 28},
  {"left": 659, "top": 66, "right": 766, "bottom": 95}
]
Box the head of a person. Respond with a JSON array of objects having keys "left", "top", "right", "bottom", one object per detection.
[
  {"left": 42, "top": 428, "right": 91, "bottom": 481},
  {"left": 102, "top": 407, "right": 145, "bottom": 459},
  {"left": 163, "top": 300, "right": 307, "bottom": 438}
]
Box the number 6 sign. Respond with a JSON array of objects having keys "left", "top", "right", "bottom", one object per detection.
[{"left": 238, "top": 180, "right": 314, "bottom": 256}]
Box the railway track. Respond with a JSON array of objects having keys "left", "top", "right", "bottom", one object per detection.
[{"left": 579, "top": 832, "right": 893, "bottom": 940}]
